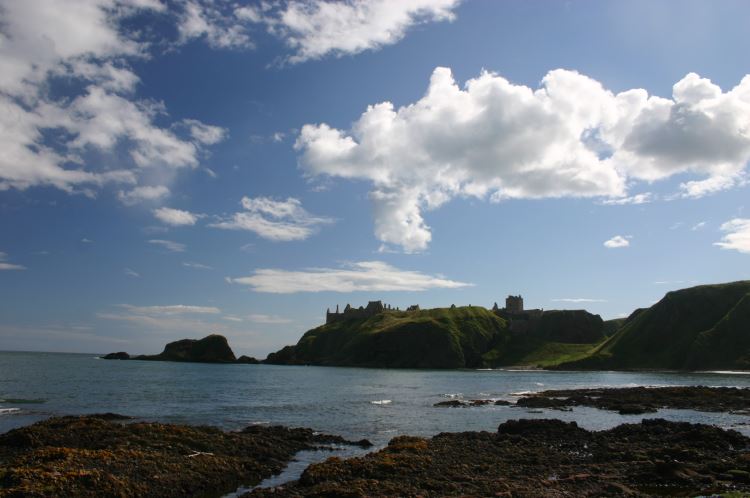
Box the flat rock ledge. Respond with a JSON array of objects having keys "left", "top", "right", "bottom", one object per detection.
[
  {"left": 516, "top": 386, "right": 750, "bottom": 415},
  {"left": 432, "top": 386, "right": 750, "bottom": 415},
  {"left": 0, "top": 415, "right": 370, "bottom": 497},
  {"left": 246, "top": 418, "right": 750, "bottom": 497}
]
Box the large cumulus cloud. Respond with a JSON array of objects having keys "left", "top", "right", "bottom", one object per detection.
[{"left": 296, "top": 67, "right": 750, "bottom": 252}]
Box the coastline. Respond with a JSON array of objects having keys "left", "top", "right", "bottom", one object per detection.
[{"left": 3, "top": 386, "right": 750, "bottom": 496}]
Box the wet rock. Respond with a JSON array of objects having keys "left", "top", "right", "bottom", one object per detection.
[
  {"left": 0, "top": 415, "right": 364, "bottom": 497},
  {"left": 434, "top": 400, "right": 467, "bottom": 407},
  {"left": 246, "top": 419, "right": 750, "bottom": 497},
  {"left": 517, "top": 386, "right": 750, "bottom": 414}
]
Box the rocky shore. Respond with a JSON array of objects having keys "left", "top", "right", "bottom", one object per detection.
[
  {"left": 3, "top": 386, "right": 750, "bottom": 496},
  {"left": 431, "top": 385, "right": 750, "bottom": 415},
  {"left": 247, "top": 418, "right": 750, "bottom": 497},
  {"left": 0, "top": 414, "right": 369, "bottom": 497},
  {"left": 515, "top": 386, "right": 750, "bottom": 415}
]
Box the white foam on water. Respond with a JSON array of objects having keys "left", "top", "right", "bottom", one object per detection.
[
  {"left": 371, "top": 400, "right": 392, "bottom": 405},
  {"left": 0, "top": 408, "right": 21, "bottom": 415}
]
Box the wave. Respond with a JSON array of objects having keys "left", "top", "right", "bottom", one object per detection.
[
  {"left": 0, "top": 398, "right": 46, "bottom": 404},
  {"left": 0, "top": 408, "right": 21, "bottom": 415},
  {"left": 370, "top": 400, "right": 392, "bottom": 405},
  {"left": 441, "top": 393, "right": 463, "bottom": 399}
]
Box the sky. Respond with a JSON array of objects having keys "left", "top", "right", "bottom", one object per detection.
[{"left": 1, "top": 0, "right": 750, "bottom": 356}]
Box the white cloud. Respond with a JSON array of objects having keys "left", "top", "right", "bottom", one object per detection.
[
  {"left": 228, "top": 260, "right": 471, "bottom": 293},
  {"left": 119, "top": 304, "right": 221, "bottom": 315},
  {"left": 714, "top": 218, "right": 750, "bottom": 254},
  {"left": 604, "top": 235, "right": 631, "bottom": 248},
  {"left": 691, "top": 221, "right": 707, "bottom": 231},
  {"left": 98, "top": 303, "right": 225, "bottom": 334},
  {"left": 153, "top": 207, "right": 199, "bottom": 226},
  {"left": 118, "top": 185, "right": 170, "bottom": 206},
  {"left": 551, "top": 298, "right": 608, "bottom": 303},
  {"left": 148, "top": 239, "right": 186, "bottom": 252},
  {"left": 0, "top": 252, "right": 26, "bottom": 271},
  {"left": 210, "top": 196, "right": 333, "bottom": 241},
  {"left": 124, "top": 268, "right": 140, "bottom": 278},
  {"left": 81, "top": 238, "right": 94, "bottom": 244},
  {"left": 0, "top": 1, "right": 224, "bottom": 196},
  {"left": 600, "top": 193, "right": 654, "bottom": 205},
  {"left": 677, "top": 173, "right": 748, "bottom": 199},
  {"left": 178, "top": 0, "right": 253, "bottom": 49},
  {"left": 182, "top": 119, "right": 228, "bottom": 145},
  {"left": 0, "top": 263, "right": 26, "bottom": 271},
  {"left": 297, "top": 67, "right": 750, "bottom": 252},
  {"left": 183, "top": 261, "right": 213, "bottom": 270},
  {"left": 267, "top": 0, "right": 461, "bottom": 63},
  {"left": 246, "top": 314, "right": 293, "bottom": 324}
]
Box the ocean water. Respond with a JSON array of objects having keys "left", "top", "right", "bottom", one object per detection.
[{"left": 2, "top": 351, "right": 750, "bottom": 445}]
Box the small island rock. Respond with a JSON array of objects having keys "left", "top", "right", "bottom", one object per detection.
[{"left": 102, "top": 352, "right": 130, "bottom": 360}]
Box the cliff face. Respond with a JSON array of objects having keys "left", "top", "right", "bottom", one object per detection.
[
  {"left": 533, "top": 310, "right": 604, "bottom": 343},
  {"left": 559, "top": 281, "right": 750, "bottom": 370}
]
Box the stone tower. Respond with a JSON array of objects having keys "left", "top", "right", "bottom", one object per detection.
[{"left": 505, "top": 295, "right": 523, "bottom": 313}]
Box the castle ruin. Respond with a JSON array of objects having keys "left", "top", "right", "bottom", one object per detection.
[
  {"left": 324, "top": 295, "right": 542, "bottom": 327},
  {"left": 326, "top": 300, "right": 391, "bottom": 324}
]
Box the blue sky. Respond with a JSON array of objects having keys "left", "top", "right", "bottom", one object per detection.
[{"left": 1, "top": 0, "right": 749, "bottom": 356}]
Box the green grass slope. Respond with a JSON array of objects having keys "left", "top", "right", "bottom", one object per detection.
[
  {"left": 265, "top": 306, "right": 508, "bottom": 369},
  {"left": 266, "top": 306, "right": 611, "bottom": 369},
  {"left": 559, "top": 281, "right": 750, "bottom": 370}
]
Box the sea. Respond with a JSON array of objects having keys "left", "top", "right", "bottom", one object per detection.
[{"left": 3, "top": 351, "right": 750, "bottom": 492}]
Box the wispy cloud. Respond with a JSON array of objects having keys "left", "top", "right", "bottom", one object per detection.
[
  {"left": 228, "top": 261, "right": 472, "bottom": 293},
  {"left": 0, "top": 263, "right": 26, "bottom": 271},
  {"left": 153, "top": 207, "right": 199, "bottom": 226},
  {"left": 600, "top": 193, "right": 654, "bottom": 205},
  {"left": 551, "top": 298, "right": 608, "bottom": 303},
  {"left": 211, "top": 196, "right": 333, "bottom": 241},
  {"left": 124, "top": 268, "right": 140, "bottom": 278},
  {"left": 119, "top": 304, "right": 221, "bottom": 315},
  {"left": 714, "top": 218, "right": 750, "bottom": 254},
  {"left": 0, "top": 252, "right": 26, "bottom": 271},
  {"left": 118, "top": 185, "right": 170, "bottom": 206},
  {"left": 183, "top": 261, "right": 213, "bottom": 270},
  {"left": 691, "top": 221, "right": 707, "bottom": 231},
  {"left": 148, "top": 239, "right": 186, "bottom": 253},
  {"left": 255, "top": 0, "right": 460, "bottom": 64},
  {"left": 246, "top": 314, "right": 293, "bottom": 324}
]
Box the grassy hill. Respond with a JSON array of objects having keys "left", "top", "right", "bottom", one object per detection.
[
  {"left": 266, "top": 306, "right": 508, "bottom": 369},
  {"left": 265, "top": 306, "right": 606, "bottom": 369},
  {"left": 558, "top": 281, "right": 750, "bottom": 370}
]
